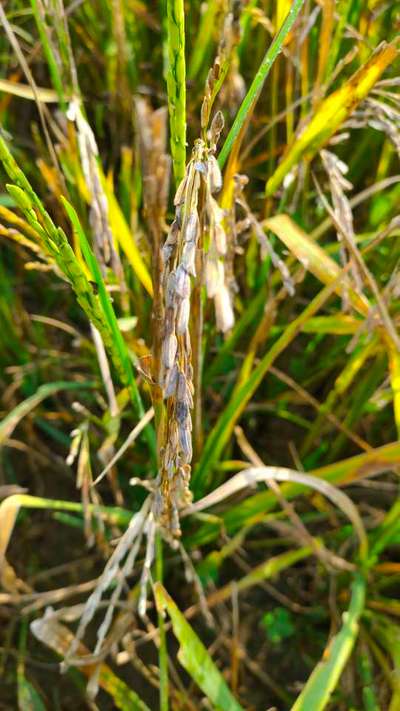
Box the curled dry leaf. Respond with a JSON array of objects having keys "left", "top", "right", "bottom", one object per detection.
[
  {"left": 266, "top": 42, "right": 398, "bottom": 195},
  {"left": 184, "top": 465, "right": 368, "bottom": 562}
]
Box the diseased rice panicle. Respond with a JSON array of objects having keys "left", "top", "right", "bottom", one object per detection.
[
  {"left": 67, "top": 99, "right": 125, "bottom": 285},
  {"left": 155, "top": 116, "right": 236, "bottom": 535}
]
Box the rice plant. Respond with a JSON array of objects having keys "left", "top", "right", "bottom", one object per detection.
[{"left": 0, "top": 0, "right": 400, "bottom": 709}]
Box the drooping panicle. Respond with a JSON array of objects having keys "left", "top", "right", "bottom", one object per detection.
[{"left": 154, "top": 124, "right": 236, "bottom": 534}]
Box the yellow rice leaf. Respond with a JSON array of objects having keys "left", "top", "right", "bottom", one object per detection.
[
  {"left": 276, "top": 0, "right": 292, "bottom": 33},
  {"left": 0, "top": 79, "right": 62, "bottom": 103},
  {"left": 387, "top": 337, "right": 400, "bottom": 438},
  {"left": 265, "top": 213, "right": 370, "bottom": 316},
  {"left": 0, "top": 224, "right": 40, "bottom": 253},
  {"left": 102, "top": 180, "right": 153, "bottom": 296},
  {"left": 302, "top": 314, "right": 362, "bottom": 334},
  {"left": 266, "top": 42, "right": 398, "bottom": 195},
  {"left": 0, "top": 205, "right": 41, "bottom": 240}
]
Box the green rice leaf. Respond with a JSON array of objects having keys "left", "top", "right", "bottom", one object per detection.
[
  {"left": 154, "top": 583, "right": 245, "bottom": 710},
  {"left": 290, "top": 574, "right": 366, "bottom": 711}
]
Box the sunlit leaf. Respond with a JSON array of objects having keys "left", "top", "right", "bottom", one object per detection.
[
  {"left": 266, "top": 42, "right": 398, "bottom": 195},
  {"left": 387, "top": 336, "right": 400, "bottom": 438},
  {"left": 265, "top": 213, "right": 370, "bottom": 315},
  {"left": 301, "top": 314, "right": 362, "bottom": 334}
]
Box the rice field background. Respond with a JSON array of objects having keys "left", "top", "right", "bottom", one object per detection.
[{"left": 0, "top": 1, "right": 400, "bottom": 709}]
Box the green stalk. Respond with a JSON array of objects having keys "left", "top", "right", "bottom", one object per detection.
[
  {"left": 17, "top": 618, "right": 46, "bottom": 711},
  {"left": 0, "top": 493, "right": 131, "bottom": 527},
  {"left": 290, "top": 574, "right": 366, "bottom": 711},
  {"left": 357, "top": 640, "right": 380, "bottom": 711},
  {"left": 188, "top": 0, "right": 218, "bottom": 81},
  {"left": 218, "top": 0, "right": 304, "bottom": 169},
  {"left": 0, "top": 136, "right": 156, "bottom": 459},
  {"left": 30, "top": 0, "right": 66, "bottom": 108},
  {"left": 0, "top": 142, "right": 116, "bottom": 359},
  {"left": 325, "top": 0, "right": 353, "bottom": 80},
  {"left": 238, "top": 0, "right": 259, "bottom": 64},
  {"left": 166, "top": 0, "right": 186, "bottom": 183},
  {"left": 61, "top": 197, "right": 157, "bottom": 460}
]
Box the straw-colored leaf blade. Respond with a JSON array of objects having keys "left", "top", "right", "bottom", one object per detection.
[
  {"left": 315, "top": 0, "right": 334, "bottom": 88},
  {"left": 232, "top": 439, "right": 400, "bottom": 525},
  {"left": 31, "top": 615, "right": 150, "bottom": 711},
  {"left": 290, "top": 574, "right": 366, "bottom": 711},
  {"left": 265, "top": 214, "right": 370, "bottom": 315},
  {"left": 0, "top": 496, "right": 20, "bottom": 566},
  {"left": 276, "top": 0, "right": 293, "bottom": 31},
  {"left": 0, "top": 79, "right": 61, "bottom": 103},
  {"left": 189, "top": 466, "right": 368, "bottom": 560},
  {"left": 192, "top": 440, "right": 400, "bottom": 543},
  {"left": 266, "top": 42, "right": 398, "bottom": 195},
  {"left": 154, "top": 583, "right": 245, "bottom": 711}
]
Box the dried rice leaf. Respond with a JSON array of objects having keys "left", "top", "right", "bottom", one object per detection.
[
  {"left": 265, "top": 213, "right": 370, "bottom": 315},
  {"left": 31, "top": 613, "right": 150, "bottom": 711},
  {"left": 266, "top": 42, "right": 398, "bottom": 195}
]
